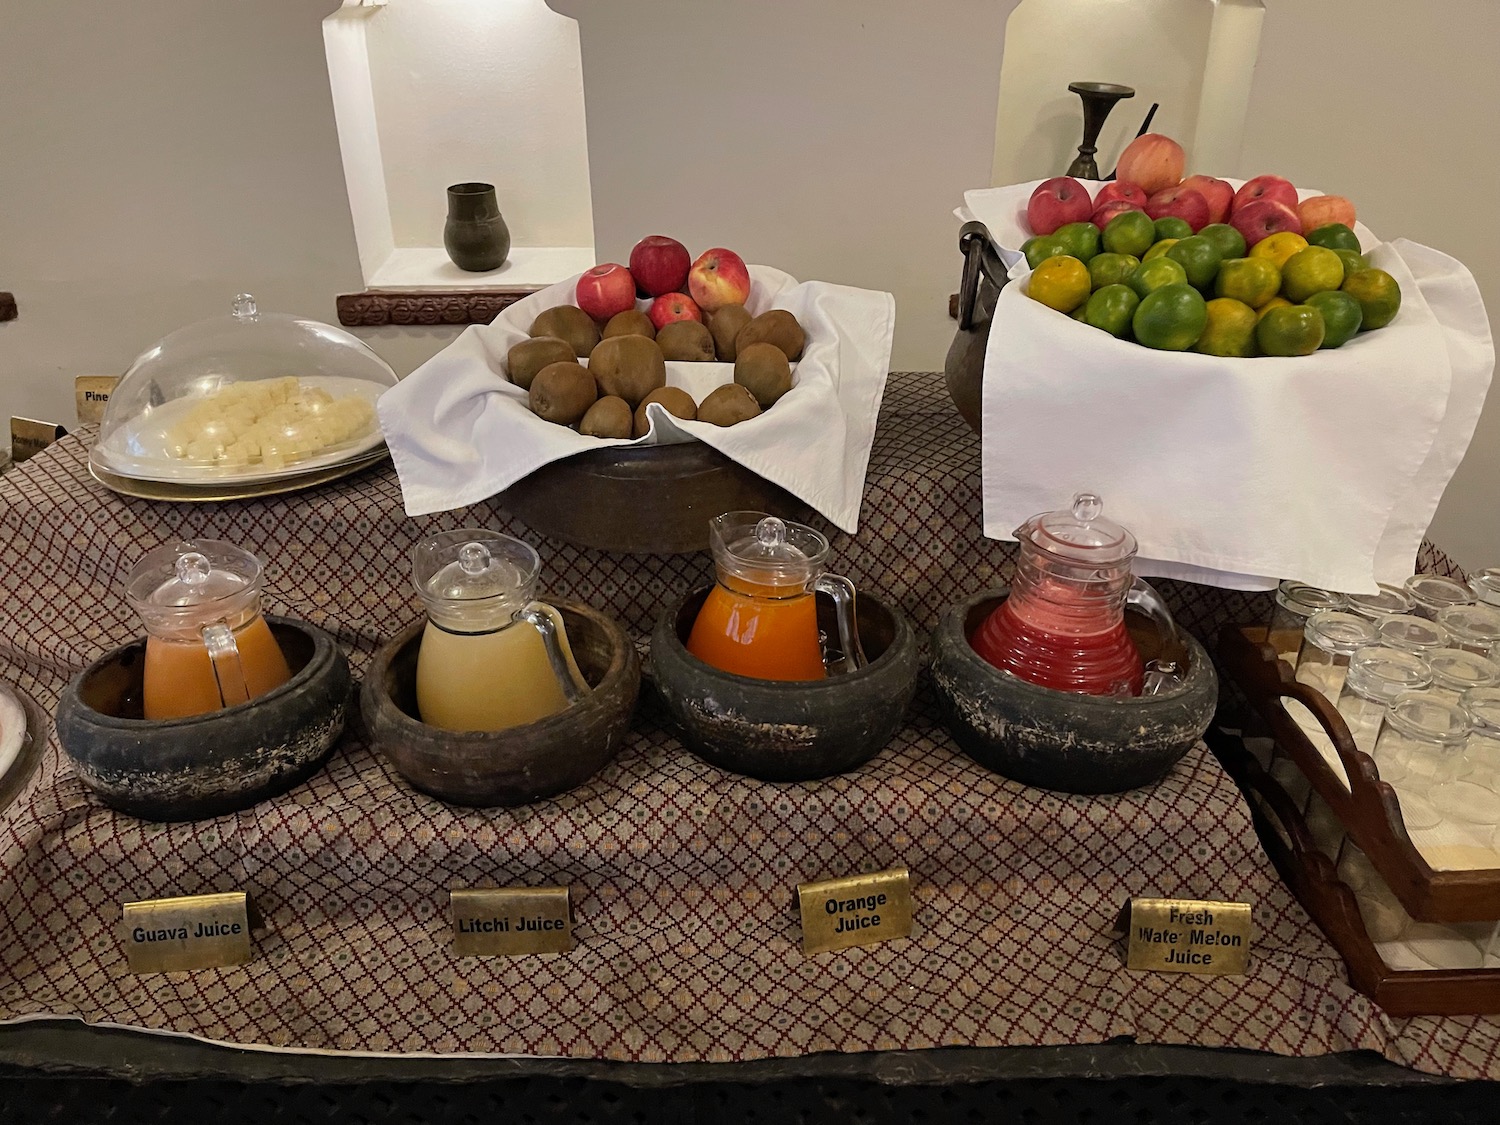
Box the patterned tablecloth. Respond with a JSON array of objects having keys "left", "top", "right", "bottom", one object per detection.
[{"left": 1, "top": 371, "right": 1496, "bottom": 1077}]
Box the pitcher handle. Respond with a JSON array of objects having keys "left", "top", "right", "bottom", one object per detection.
[
  {"left": 1125, "top": 577, "right": 1179, "bottom": 650},
  {"left": 813, "top": 574, "right": 867, "bottom": 673},
  {"left": 519, "top": 602, "right": 588, "bottom": 705},
  {"left": 202, "top": 622, "right": 251, "bottom": 709}
]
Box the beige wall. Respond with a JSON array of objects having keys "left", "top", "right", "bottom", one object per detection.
[{"left": 1, "top": 0, "right": 1494, "bottom": 568}]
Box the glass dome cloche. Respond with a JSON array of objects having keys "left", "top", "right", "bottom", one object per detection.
[{"left": 91, "top": 294, "right": 398, "bottom": 483}]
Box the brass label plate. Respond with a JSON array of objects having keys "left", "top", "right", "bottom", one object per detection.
[
  {"left": 1123, "top": 897, "right": 1251, "bottom": 976},
  {"left": 122, "top": 892, "right": 252, "bottom": 973},
  {"left": 74, "top": 376, "right": 120, "bottom": 426},
  {"left": 797, "top": 867, "right": 913, "bottom": 955},
  {"left": 10, "top": 417, "right": 66, "bottom": 464},
  {"left": 451, "top": 887, "right": 574, "bottom": 956}
]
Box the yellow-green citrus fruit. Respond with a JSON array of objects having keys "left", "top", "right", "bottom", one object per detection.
[
  {"left": 1103, "top": 211, "right": 1156, "bottom": 258},
  {"left": 1257, "top": 304, "right": 1325, "bottom": 356},
  {"left": 1084, "top": 283, "right": 1140, "bottom": 337},
  {"left": 1133, "top": 283, "right": 1208, "bottom": 351},
  {"left": 1216, "top": 257, "right": 1282, "bottom": 308},
  {"left": 1198, "top": 223, "right": 1247, "bottom": 261},
  {"left": 1305, "top": 223, "right": 1361, "bottom": 253},
  {"left": 1025, "top": 235, "right": 1071, "bottom": 271},
  {"left": 1304, "top": 290, "right": 1364, "bottom": 348},
  {"left": 1166, "top": 235, "right": 1224, "bottom": 290},
  {"left": 1341, "top": 268, "right": 1402, "bottom": 330},
  {"left": 1088, "top": 252, "right": 1140, "bottom": 290},
  {"left": 1281, "top": 246, "right": 1345, "bottom": 303},
  {"left": 1128, "top": 256, "right": 1189, "bottom": 300},
  {"left": 1194, "top": 298, "right": 1259, "bottom": 358},
  {"left": 1143, "top": 238, "right": 1179, "bottom": 262},
  {"left": 1154, "top": 216, "right": 1193, "bottom": 242},
  {"left": 1054, "top": 221, "right": 1102, "bottom": 262},
  {"left": 1249, "top": 231, "right": 1309, "bottom": 270},
  {"left": 1028, "top": 255, "right": 1092, "bottom": 313}
]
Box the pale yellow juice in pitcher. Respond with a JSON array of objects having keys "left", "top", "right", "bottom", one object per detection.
[{"left": 415, "top": 620, "right": 582, "bottom": 732}]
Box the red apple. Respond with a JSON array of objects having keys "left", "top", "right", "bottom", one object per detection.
[
  {"left": 1230, "top": 199, "right": 1303, "bottom": 247},
  {"left": 1232, "top": 175, "right": 1299, "bottom": 216},
  {"left": 575, "top": 263, "right": 636, "bottom": 322},
  {"left": 1298, "top": 194, "right": 1357, "bottom": 232},
  {"left": 648, "top": 292, "right": 703, "bottom": 330},
  {"left": 1145, "top": 186, "right": 1210, "bottom": 232},
  {"left": 1179, "top": 175, "right": 1234, "bottom": 225},
  {"left": 1026, "top": 176, "right": 1093, "bottom": 235},
  {"left": 1115, "top": 133, "right": 1185, "bottom": 196},
  {"left": 1090, "top": 200, "right": 1144, "bottom": 231},
  {"left": 687, "top": 248, "right": 752, "bottom": 314},
  {"left": 1094, "top": 181, "right": 1149, "bottom": 209},
  {"left": 628, "top": 235, "right": 691, "bottom": 298}
]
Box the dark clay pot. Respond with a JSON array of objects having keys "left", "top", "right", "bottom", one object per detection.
[
  {"left": 930, "top": 590, "right": 1218, "bottom": 794},
  {"left": 54, "top": 617, "right": 350, "bottom": 822},
  {"left": 498, "top": 442, "right": 808, "bottom": 555},
  {"left": 651, "top": 587, "right": 918, "bottom": 782},
  {"left": 444, "top": 182, "right": 510, "bottom": 272},
  {"left": 361, "top": 601, "right": 640, "bottom": 807}
]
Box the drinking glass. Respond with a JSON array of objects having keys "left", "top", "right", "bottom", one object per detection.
[
  {"left": 1294, "top": 610, "right": 1378, "bottom": 702},
  {"left": 1374, "top": 613, "right": 1448, "bottom": 658},
  {"left": 1345, "top": 583, "right": 1415, "bottom": 622},
  {"left": 1267, "top": 581, "right": 1346, "bottom": 661},
  {"left": 1404, "top": 573, "right": 1473, "bottom": 621},
  {"left": 1439, "top": 603, "right": 1500, "bottom": 660},
  {"left": 1372, "top": 692, "right": 1471, "bottom": 830},
  {"left": 1336, "top": 646, "right": 1432, "bottom": 756}
]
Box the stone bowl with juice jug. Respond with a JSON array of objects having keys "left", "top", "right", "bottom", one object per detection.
[
  {"left": 361, "top": 600, "right": 640, "bottom": 807},
  {"left": 650, "top": 512, "right": 918, "bottom": 782},
  {"left": 55, "top": 617, "right": 351, "bottom": 822}
]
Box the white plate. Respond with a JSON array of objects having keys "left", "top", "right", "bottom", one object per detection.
[{"left": 91, "top": 375, "right": 386, "bottom": 485}]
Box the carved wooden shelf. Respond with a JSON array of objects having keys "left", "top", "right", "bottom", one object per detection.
[{"left": 336, "top": 290, "right": 532, "bottom": 328}]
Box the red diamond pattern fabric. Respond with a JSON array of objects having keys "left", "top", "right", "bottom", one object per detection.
[{"left": 0, "top": 371, "right": 1494, "bottom": 1076}]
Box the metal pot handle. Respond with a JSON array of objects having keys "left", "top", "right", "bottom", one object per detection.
[
  {"left": 812, "top": 574, "right": 867, "bottom": 673},
  {"left": 519, "top": 602, "right": 588, "bottom": 704},
  {"left": 957, "top": 221, "right": 1007, "bottom": 332}
]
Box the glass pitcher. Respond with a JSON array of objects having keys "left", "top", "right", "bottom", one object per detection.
[
  {"left": 970, "top": 492, "right": 1177, "bottom": 697},
  {"left": 125, "top": 541, "right": 292, "bottom": 720},
  {"left": 412, "top": 529, "right": 586, "bottom": 732},
  {"left": 685, "top": 512, "right": 865, "bottom": 682}
]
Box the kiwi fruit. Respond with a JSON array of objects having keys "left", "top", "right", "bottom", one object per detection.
[
  {"left": 633, "top": 386, "right": 697, "bottom": 437},
  {"left": 506, "top": 336, "right": 576, "bottom": 390},
  {"left": 708, "top": 304, "right": 752, "bottom": 361},
  {"left": 735, "top": 309, "right": 806, "bottom": 361},
  {"left": 530, "top": 305, "right": 601, "bottom": 358},
  {"left": 529, "top": 361, "right": 597, "bottom": 425},
  {"left": 697, "top": 383, "right": 762, "bottom": 427},
  {"left": 656, "top": 320, "right": 717, "bottom": 362},
  {"left": 602, "top": 309, "right": 656, "bottom": 340},
  {"left": 579, "top": 395, "right": 633, "bottom": 439},
  {"left": 588, "top": 334, "right": 666, "bottom": 407},
  {"left": 734, "top": 342, "right": 793, "bottom": 408}
]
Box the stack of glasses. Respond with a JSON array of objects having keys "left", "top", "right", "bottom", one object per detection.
[{"left": 1260, "top": 569, "right": 1500, "bottom": 969}]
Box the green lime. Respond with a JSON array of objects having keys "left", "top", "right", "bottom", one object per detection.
[
  {"left": 1166, "top": 235, "right": 1224, "bottom": 290},
  {"left": 1194, "top": 298, "right": 1259, "bottom": 358},
  {"left": 1154, "top": 216, "right": 1193, "bottom": 242},
  {"left": 1054, "top": 221, "right": 1102, "bottom": 262},
  {"left": 1333, "top": 249, "right": 1370, "bottom": 277},
  {"left": 1024, "top": 235, "right": 1071, "bottom": 271},
  {"left": 1128, "top": 256, "right": 1189, "bottom": 299},
  {"left": 1103, "top": 210, "right": 1155, "bottom": 258},
  {"left": 1198, "top": 223, "right": 1247, "bottom": 262},
  {"left": 1304, "top": 290, "right": 1364, "bottom": 348},
  {"left": 1088, "top": 252, "right": 1140, "bottom": 290},
  {"left": 1071, "top": 304, "right": 1090, "bottom": 321},
  {"left": 1084, "top": 283, "right": 1140, "bottom": 337},
  {"left": 1305, "top": 223, "right": 1362, "bottom": 253},
  {"left": 1132, "top": 283, "right": 1208, "bottom": 351},
  {"left": 1341, "top": 268, "right": 1402, "bottom": 330},
  {"left": 1257, "top": 305, "right": 1325, "bottom": 356},
  {"left": 1143, "top": 238, "right": 1179, "bottom": 262}
]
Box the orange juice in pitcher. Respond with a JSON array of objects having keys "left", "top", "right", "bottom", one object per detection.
[
  {"left": 686, "top": 512, "right": 866, "bottom": 682},
  {"left": 125, "top": 541, "right": 292, "bottom": 720}
]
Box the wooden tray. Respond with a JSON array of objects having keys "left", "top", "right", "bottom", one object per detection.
[
  {"left": 1208, "top": 723, "right": 1500, "bottom": 1016},
  {"left": 1218, "top": 624, "right": 1500, "bottom": 923}
]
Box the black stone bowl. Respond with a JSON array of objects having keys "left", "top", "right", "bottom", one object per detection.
[
  {"left": 361, "top": 601, "right": 640, "bottom": 807},
  {"left": 651, "top": 587, "right": 918, "bottom": 782},
  {"left": 930, "top": 590, "right": 1218, "bottom": 794},
  {"left": 55, "top": 617, "right": 350, "bottom": 822}
]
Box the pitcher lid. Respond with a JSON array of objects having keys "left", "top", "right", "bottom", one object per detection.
[
  {"left": 1018, "top": 492, "right": 1137, "bottom": 564},
  {"left": 413, "top": 529, "right": 539, "bottom": 630},
  {"left": 709, "top": 512, "right": 829, "bottom": 591},
  {"left": 125, "top": 540, "right": 261, "bottom": 610}
]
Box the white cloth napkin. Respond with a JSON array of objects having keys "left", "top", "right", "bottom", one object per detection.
[
  {"left": 961, "top": 180, "right": 1493, "bottom": 593},
  {"left": 378, "top": 266, "right": 895, "bottom": 533}
]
